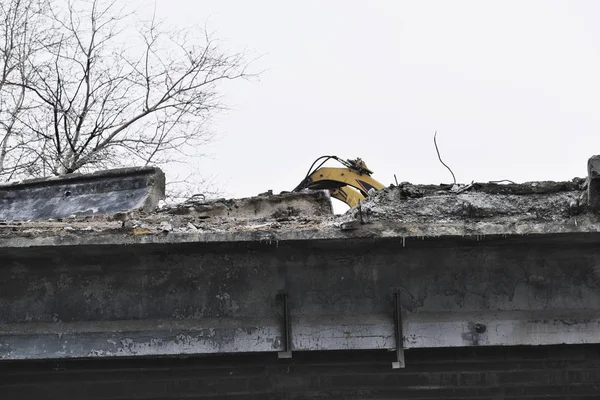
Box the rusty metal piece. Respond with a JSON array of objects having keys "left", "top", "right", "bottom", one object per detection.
[{"left": 392, "top": 291, "right": 405, "bottom": 369}]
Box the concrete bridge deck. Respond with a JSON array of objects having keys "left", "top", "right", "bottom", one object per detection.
[{"left": 2, "top": 157, "right": 600, "bottom": 399}]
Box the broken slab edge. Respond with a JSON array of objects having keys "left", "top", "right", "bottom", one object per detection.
[
  {"left": 0, "top": 166, "right": 165, "bottom": 190},
  {"left": 588, "top": 155, "right": 600, "bottom": 212},
  {"left": 2, "top": 220, "right": 600, "bottom": 250}
]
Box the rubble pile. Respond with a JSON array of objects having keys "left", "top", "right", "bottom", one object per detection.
[
  {"left": 1, "top": 175, "right": 598, "bottom": 243},
  {"left": 347, "top": 179, "right": 588, "bottom": 224},
  {"left": 0, "top": 190, "right": 337, "bottom": 239}
]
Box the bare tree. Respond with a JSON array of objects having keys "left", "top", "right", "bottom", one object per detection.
[
  {"left": 0, "top": 0, "right": 54, "bottom": 180},
  {"left": 4, "top": 0, "right": 252, "bottom": 181}
]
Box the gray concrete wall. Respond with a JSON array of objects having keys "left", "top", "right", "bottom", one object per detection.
[{"left": 2, "top": 234, "right": 600, "bottom": 360}]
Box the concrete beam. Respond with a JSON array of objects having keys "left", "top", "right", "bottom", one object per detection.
[
  {"left": 0, "top": 167, "right": 165, "bottom": 221},
  {"left": 2, "top": 235, "right": 600, "bottom": 360},
  {"left": 3, "top": 310, "right": 600, "bottom": 360}
]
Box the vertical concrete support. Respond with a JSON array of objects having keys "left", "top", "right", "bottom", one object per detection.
[
  {"left": 391, "top": 292, "right": 405, "bottom": 369},
  {"left": 277, "top": 291, "right": 292, "bottom": 359},
  {"left": 588, "top": 155, "right": 600, "bottom": 212}
]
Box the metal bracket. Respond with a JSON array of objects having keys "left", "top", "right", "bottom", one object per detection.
[
  {"left": 392, "top": 291, "right": 405, "bottom": 369},
  {"left": 277, "top": 291, "right": 292, "bottom": 359}
]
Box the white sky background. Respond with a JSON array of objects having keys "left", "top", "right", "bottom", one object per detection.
[{"left": 150, "top": 0, "right": 600, "bottom": 211}]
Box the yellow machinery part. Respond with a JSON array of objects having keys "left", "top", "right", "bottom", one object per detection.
[
  {"left": 330, "top": 186, "right": 365, "bottom": 208},
  {"left": 307, "top": 167, "right": 385, "bottom": 196},
  {"left": 293, "top": 157, "right": 386, "bottom": 208}
]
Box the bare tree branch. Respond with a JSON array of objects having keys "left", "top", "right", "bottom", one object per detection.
[
  {"left": 0, "top": 0, "right": 55, "bottom": 179},
  {"left": 0, "top": 0, "right": 254, "bottom": 203}
]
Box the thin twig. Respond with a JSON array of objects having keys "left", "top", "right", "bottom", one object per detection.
[
  {"left": 433, "top": 131, "right": 456, "bottom": 185},
  {"left": 394, "top": 174, "right": 398, "bottom": 186},
  {"left": 489, "top": 179, "right": 516, "bottom": 184}
]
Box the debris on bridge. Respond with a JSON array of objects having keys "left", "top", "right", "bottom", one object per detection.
[
  {"left": 0, "top": 157, "right": 596, "bottom": 244},
  {"left": 2, "top": 155, "right": 600, "bottom": 372}
]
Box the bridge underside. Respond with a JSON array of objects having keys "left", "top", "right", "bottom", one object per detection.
[{"left": 2, "top": 345, "right": 600, "bottom": 399}]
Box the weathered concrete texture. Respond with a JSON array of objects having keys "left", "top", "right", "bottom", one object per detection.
[
  {"left": 0, "top": 189, "right": 337, "bottom": 247},
  {"left": 2, "top": 236, "right": 600, "bottom": 360},
  {"left": 3, "top": 346, "right": 600, "bottom": 400},
  {"left": 0, "top": 157, "right": 594, "bottom": 240},
  {"left": 1, "top": 180, "right": 599, "bottom": 249},
  {"left": 168, "top": 189, "right": 333, "bottom": 220},
  {"left": 588, "top": 155, "right": 600, "bottom": 212},
  {"left": 0, "top": 167, "right": 165, "bottom": 221},
  {"left": 2, "top": 158, "right": 600, "bottom": 363},
  {"left": 346, "top": 179, "right": 588, "bottom": 224}
]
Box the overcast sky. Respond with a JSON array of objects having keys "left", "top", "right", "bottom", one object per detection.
[{"left": 152, "top": 0, "right": 600, "bottom": 210}]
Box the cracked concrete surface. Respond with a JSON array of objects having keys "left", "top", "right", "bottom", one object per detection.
[{"left": 0, "top": 177, "right": 596, "bottom": 249}]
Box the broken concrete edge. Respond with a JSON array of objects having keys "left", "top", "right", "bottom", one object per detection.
[
  {"left": 0, "top": 166, "right": 164, "bottom": 190},
  {"left": 165, "top": 189, "right": 334, "bottom": 219},
  {"left": 0, "top": 155, "right": 598, "bottom": 241},
  {"left": 0, "top": 179, "right": 598, "bottom": 247},
  {"left": 398, "top": 177, "right": 586, "bottom": 196},
  {"left": 0, "top": 166, "right": 166, "bottom": 221},
  {"left": 2, "top": 218, "right": 600, "bottom": 249},
  {"left": 141, "top": 168, "right": 166, "bottom": 213},
  {"left": 588, "top": 155, "right": 600, "bottom": 212}
]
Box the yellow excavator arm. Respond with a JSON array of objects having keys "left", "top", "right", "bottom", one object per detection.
[
  {"left": 329, "top": 186, "right": 366, "bottom": 209},
  {"left": 293, "top": 156, "right": 385, "bottom": 207}
]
